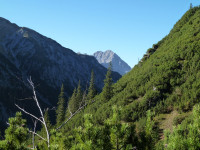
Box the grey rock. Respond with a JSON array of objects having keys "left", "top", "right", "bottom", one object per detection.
[{"left": 94, "top": 50, "right": 131, "bottom": 75}]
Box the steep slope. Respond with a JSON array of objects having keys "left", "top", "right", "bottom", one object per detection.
[
  {"left": 95, "top": 6, "right": 200, "bottom": 119},
  {"left": 94, "top": 50, "right": 131, "bottom": 75},
  {"left": 65, "top": 6, "right": 200, "bottom": 135},
  {"left": 0, "top": 17, "right": 121, "bottom": 127}
]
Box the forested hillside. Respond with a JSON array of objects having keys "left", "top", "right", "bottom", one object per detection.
[
  {"left": 0, "top": 17, "right": 121, "bottom": 131},
  {"left": 0, "top": 6, "right": 200, "bottom": 150}
]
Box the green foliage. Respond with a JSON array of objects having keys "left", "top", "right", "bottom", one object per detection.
[
  {"left": 163, "top": 104, "right": 200, "bottom": 150},
  {"left": 102, "top": 63, "right": 113, "bottom": 102},
  {"left": 75, "top": 6, "right": 200, "bottom": 126},
  {"left": 105, "top": 106, "right": 135, "bottom": 150},
  {"left": 49, "top": 129, "right": 66, "bottom": 150},
  {"left": 67, "top": 88, "right": 77, "bottom": 114},
  {"left": 87, "top": 70, "right": 97, "bottom": 103},
  {"left": 63, "top": 106, "right": 136, "bottom": 149},
  {"left": 0, "top": 112, "right": 28, "bottom": 150},
  {"left": 76, "top": 81, "right": 83, "bottom": 106},
  {"left": 71, "top": 114, "right": 107, "bottom": 150},
  {"left": 68, "top": 81, "right": 83, "bottom": 114},
  {"left": 56, "top": 84, "right": 66, "bottom": 126},
  {"left": 143, "top": 110, "right": 158, "bottom": 149}
]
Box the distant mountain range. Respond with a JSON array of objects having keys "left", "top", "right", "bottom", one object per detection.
[
  {"left": 0, "top": 17, "right": 121, "bottom": 127},
  {"left": 94, "top": 50, "right": 131, "bottom": 75}
]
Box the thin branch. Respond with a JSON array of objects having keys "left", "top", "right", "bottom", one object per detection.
[
  {"left": 32, "top": 120, "right": 38, "bottom": 149},
  {"left": 56, "top": 98, "right": 96, "bottom": 131},
  {"left": 29, "top": 130, "right": 47, "bottom": 142},
  {"left": 27, "top": 77, "right": 50, "bottom": 147},
  {"left": 15, "top": 104, "right": 43, "bottom": 124},
  {"left": 17, "top": 97, "right": 33, "bottom": 101},
  {"left": 28, "top": 78, "right": 45, "bottom": 122},
  {"left": 56, "top": 102, "right": 88, "bottom": 131}
]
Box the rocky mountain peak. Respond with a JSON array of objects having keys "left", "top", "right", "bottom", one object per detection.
[{"left": 94, "top": 50, "right": 131, "bottom": 75}]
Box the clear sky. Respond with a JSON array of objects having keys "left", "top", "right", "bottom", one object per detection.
[{"left": 0, "top": 0, "right": 199, "bottom": 67}]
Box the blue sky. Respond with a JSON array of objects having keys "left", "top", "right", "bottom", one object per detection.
[{"left": 0, "top": 0, "right": 199, "bottom": 67}]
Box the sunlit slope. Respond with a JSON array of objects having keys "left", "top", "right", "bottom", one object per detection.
[{"left": 82, "top": 6, "right": 200, "bottom": 124}]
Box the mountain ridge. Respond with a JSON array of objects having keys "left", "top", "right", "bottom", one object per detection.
[{"left": 0, "top": 17, "right": 121, "bottom": 127}]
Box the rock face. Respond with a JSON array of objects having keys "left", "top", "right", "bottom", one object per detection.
[
  {"left": 94, "top": 50, "right": 131, "bottom": 75},
  {"left": 0, "top": 17, "right": 121, "bottom": 126}
]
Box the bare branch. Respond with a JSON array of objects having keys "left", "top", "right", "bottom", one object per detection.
[
  {"left": 56, "top": 97, "right": 96, "bottom": 131},
  {"left": 32, "top": 120, "right": 37, "bottom": 149},
  {"left": 29, "top": 130, "right": 47, "bottom": 142},
  {"left": 56, "top": 102, "right": 88, "bottom": 131},
  {"left": 17, "top": 97, "right": 33, "bottom": 101},
  {"left": 15, "top": 104, "right": 43, "bottom": 124},
  {"left": 27, "top": 77, "right": 50, "bottom": 147}
]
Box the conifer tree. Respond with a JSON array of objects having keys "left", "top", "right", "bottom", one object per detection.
[
  {"left": 74, "top": 81, "right": 83, "bottom": 111},
  {"left": 0, "top": 112, "right": 28, "bottom": 150},
  {"left": 56, "top": 84, "right": 65, "bottom": 125},
  {"left": 87, "top": 70, "right": 96, "bottom": 103},
  {"left": 105, "top": 106, "right": 134, "bottom": 150},
  {"left": 71, "top": 114, "right": 104, "bottom": 149},
  {"left": 68, "top": 81, "right": 83, "bottom": 113},
  {"left": 102, "top": 63, "right": 113, "bottom": 102},
  {"left": 67, "top": 88, "right": 77, "bottom": 114},
  {"left": 144, "top": 110, "right": 157, "bottom": 149}
]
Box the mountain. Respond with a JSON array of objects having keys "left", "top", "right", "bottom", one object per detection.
[
  {"left": 64, "top": 6, "right": 200, "bottom": 147},
  {"left": 0, "top": 17, "right": 121, "bottom": 127},
  {"left": 94, "top": 50, "right": 131, "bottom": 75}
]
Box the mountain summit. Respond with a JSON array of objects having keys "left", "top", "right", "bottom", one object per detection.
[{"left": 94, "top": 50, "right": 131, "bottom": 75}]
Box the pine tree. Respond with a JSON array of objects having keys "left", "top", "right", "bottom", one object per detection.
[
  {"left": 87, "top": 70, "right": 96, "bottom": 103},
  {"left": 0, "top": 112, "right": 28, "bottom": 150},
  {"left": 71, "top": 114, "right": 100, "bottom": 149},
  {"left": 56, "top": 84, "right": 65, "bottom": 126},
  {"left": 74, "top": 81, "right": 83, "bottom": 111},
  {"left": 105, "top": 106, "right": 134, "bottom": 149},
  {"left": 67, "top": 88, "right": 77, "bottom": 114},
  {"left": 144, "top": 110, "right": 157, "bottom": 149},
  {"left": 68, "top": 81, "right": 83, "bottom": 113},
  {"left": 102, "top": 63, "right": 113, "bottom": 102}
]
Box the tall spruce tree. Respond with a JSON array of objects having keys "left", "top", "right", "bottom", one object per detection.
[
  {"left": 67, "top": 88, "right": 77, "bottom": 114},
  {"left": 56, "top": 84, "right": 65, "bottom": 125},
  {"left": 102, "top": 63, "right": 113, "bottom": 102},
  {"left": 87, "top": 70, "right": 96, "bottom": 103},
  {"left": 68, "top": 81, "right": 83, "bottom": 113},
  {"left": 75, "top": 81, "right": 83, "bottom": 110}
]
